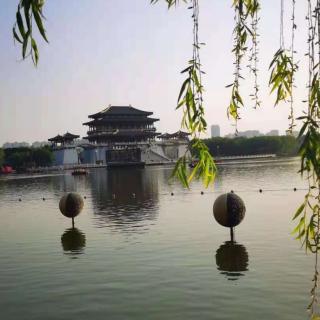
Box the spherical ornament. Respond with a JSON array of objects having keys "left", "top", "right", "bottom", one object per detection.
[
  {"left": 213, "top": 193, "right": 245, "bottom": 228},
  {"left": 59, "top": 192, "right": 84, "bottom": 219}
]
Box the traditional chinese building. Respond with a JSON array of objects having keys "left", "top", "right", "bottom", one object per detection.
[
  {"left": 48, "top": 105, "right": 190, "bottom": 167},
  {"left": 80, "top": 105, "right": 163, "bottom": 166},
  {"left": 156, "top": 130, "right": 190, "bottom": 160},
  {"left": 83, "top": 106, "right": 160, "bottom": 144},
  {"left": 48, "top": 132, "right": 80, "bottom": 165},
  {"left": 48, "top": 132, "right": 80, "bottom": 147},
  {"left": 158, "top": 130, "right": 190, "bottom": 142}
]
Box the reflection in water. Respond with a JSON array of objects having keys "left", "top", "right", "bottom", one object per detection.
[
  {"left": 215, "top": 241, "right": 249, "bottom": 281},
  {"left": 61, "top": 228, "right": 86, "bottom": 256},
  {"left": 89, "top": 168, "right": 159, "bottom": 232}
]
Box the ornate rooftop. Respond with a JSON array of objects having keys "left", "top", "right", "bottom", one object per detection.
[{"left": 88, "top": 105, "right": 153, "bottom": 119}]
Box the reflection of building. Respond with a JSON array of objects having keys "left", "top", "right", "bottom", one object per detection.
[
  {"left": 211, "top": 125, "right": 220, "bottom": 138},
  {"left": 89, "top": 167, "right": 159, "bottom": 232}
]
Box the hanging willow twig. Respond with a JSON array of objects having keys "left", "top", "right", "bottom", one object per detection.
[
  {"left": 289, "top": 0, "right": 297, "bottom": 131},
  {"left": 227, "top": 0, "right": 260, "bottom": 130},
  {"left": 268, "top": 0, "right": 298, "bottom": 111},
  {"left": 13, "top": 0, "right": 48, "bottom": 66},
  {"left": 152, "top": 0, "right": 216, "bottom": 188},
  {"left": 248, "top": 3, "right": 260, "bottom": 109},
  {"left": 150, "top": 0, "right": 187, "bottom": 7},
  {"left": 291, "top": 0, "right": 320, "bottom": 316},
  {"left": 172, "top": 0, "right": 216, "bottom": 188}
]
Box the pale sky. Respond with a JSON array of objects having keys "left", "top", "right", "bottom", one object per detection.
[{"left": 0, "top": 0, "right": 310, "bottom": 144}]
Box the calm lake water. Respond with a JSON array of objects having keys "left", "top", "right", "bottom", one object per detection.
[{"left": 0, "top": 158, "right": 316, "bottom": 319}]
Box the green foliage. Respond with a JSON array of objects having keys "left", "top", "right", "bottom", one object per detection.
[
  {"left": 13, "top": 0, "right": 48, "bottom": 66},
  {"left": 155, "top": 0, "right": 217, "bottom": 188},
  {"left": 171, "top": 139, "right": 216, "bottom": 188},
  {"left": 4, "top": 146, "right": 53, "bottom": 169},
  {"left": 0, "top": 149, "right": 4, "bottom": 167},
  {"left": 203, "top": 136, "right": 299, "bottom": 157},
  {"left": 150, "top": 0, "right": 187, "bottom": 8},
  {"left": 32, "top": 147, "right": 54, "bottom": 167},
  {"left": 269, "top": 49, "right": 297, "bottom": 106},
  {"left": 227, "top": 0, "right": 260, "bottom": 123}
]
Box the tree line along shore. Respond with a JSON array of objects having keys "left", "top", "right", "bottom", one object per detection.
[
  {"left": 0, "top": 136, "right": 299, "bottom": 171},
  {"left": 203, "top": 136, "right": 299, "bottom": 157},
  {"left": 0, "top": 146, "right": 53, "bottom": 171}
]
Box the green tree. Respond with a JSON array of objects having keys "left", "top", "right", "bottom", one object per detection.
[
  {"left": 32, "top": 147, "right": 53, "bottom": 167},
  {"left": 203, "top": 136, "right": 299, "bottom": 157},
  {"left": 5, "top": 148, "right": 32, "bottom": 170},
  {"left": 4, "top": 147, "right": 53, "bottom": 170},
  {"left": 0, "top": 148, "right": 4, "bottom": 167}
]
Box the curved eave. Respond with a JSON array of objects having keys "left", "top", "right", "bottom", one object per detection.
[
  {"left": 84, "top": 132, "right": 160, "bottom": 140},
  {"left": 88, "top": 106, "right": 153, "bottom": 119},
  {"left": 83, "top": 118, "right": 159, "bottom": 126}
]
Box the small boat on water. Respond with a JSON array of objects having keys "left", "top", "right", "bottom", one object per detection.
[
  {"left": 71, "top": 168, "right": 88, "bottom": 176},
  {"left": 1, "top": 166, "right": 16, "bottom": 174}
]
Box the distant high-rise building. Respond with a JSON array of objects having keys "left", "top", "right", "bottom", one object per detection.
[
  {"left": 286, "top": 130, "right": 299, "bottom": 137},
  {"left": 211, "top": 125, "right": 220, "bottom": 138},
  {"left": 2, "top": 142, "right": 30, "bottom": 149},
  {"left": 265, "top": 130, "right": 279, "bottom": 136},
  {"left": 32, "top": 141, "right": 50, "bottom": 148},
  {"left": 237, "top": 130, "right": 262, "bottom": 138}
]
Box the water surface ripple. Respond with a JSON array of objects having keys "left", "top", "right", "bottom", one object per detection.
[{"left": 0, "top": 158, "right": 314, "bottom": 319}]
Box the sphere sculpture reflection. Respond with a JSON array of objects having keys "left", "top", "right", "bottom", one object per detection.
[
  {"left": 61, "top": 228, "right": 86, "bottom": 255},
  {"left": 59, "top": 192, "right": 84, "bottom": 227},
  {"left": 213, "top": 193, "right": 246, "bottom": 228},
  {"left": 215, "top": 241, "right": 249, "bottom": 280}
]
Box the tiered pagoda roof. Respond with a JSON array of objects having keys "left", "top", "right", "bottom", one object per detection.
[
  {"left": 48, "top": 132, "right": 80, "bottom": 144},
  {"left": 88, "top": 106, "right": 153, "bottom": 118},
  {"left": 83, "top": 105, "right": 160, "bottom": 144},
  {"left": 158, "top": 130, "right": 190, "bottom": 141}
]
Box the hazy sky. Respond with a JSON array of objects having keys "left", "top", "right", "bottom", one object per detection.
[{"left": 0, "top": 0, "right": 310, "bottom": 144}]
